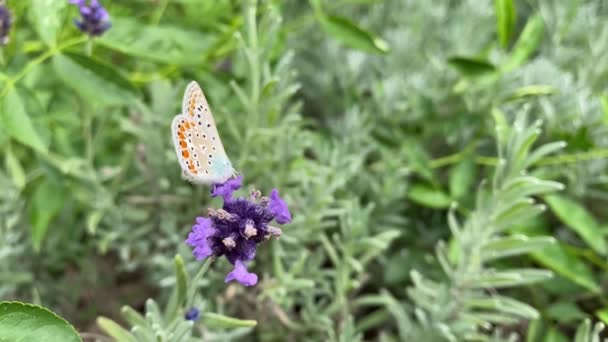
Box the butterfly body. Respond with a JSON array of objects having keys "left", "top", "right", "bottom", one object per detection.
[{"left": 171, "top": 81, "right": 235, "bottom": 184}]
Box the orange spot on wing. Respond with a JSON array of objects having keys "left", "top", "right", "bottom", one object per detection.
[
  {"left": 178, "top": 132, "right": 185, "bottom": 139},
  {"left": 182, "top": 150, "right": 190, "bottom": 158},
  {"left": 179, "top": 140, "right": 187, "bottom": 148}
]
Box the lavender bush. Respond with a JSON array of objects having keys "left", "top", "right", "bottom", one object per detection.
[{"left": 1, "top": 0, "right": 608, "bottom": 341}]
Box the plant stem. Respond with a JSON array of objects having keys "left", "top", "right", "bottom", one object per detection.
[{"left": 186, "top": 257, "right": 214, "bottom": 307}]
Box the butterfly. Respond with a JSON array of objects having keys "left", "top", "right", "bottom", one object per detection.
[{"left": 171, "top": 81, "right": 235, "bottom": 184}]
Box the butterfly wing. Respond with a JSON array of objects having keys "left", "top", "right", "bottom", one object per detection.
[{"left": 171, "top": 82, "right": 234, "bottom": 184}]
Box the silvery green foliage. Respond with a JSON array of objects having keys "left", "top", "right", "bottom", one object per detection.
[
  {"left": 97, "top": 256, "right": 256, "bottom": 342},
  {"left": 407, "top": 113, "right": 565, "bottom": 341},
  {"left": 0, "top": 172, "right": 30, "bottom": 298},
  {"left": 574, "top": 319, "right": 607, "bottom": 342}
]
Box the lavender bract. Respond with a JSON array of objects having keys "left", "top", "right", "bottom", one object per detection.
[
  {"left": 186, "top": 176, "right": 291, "bottom": 286},
  {"left": 69, "top": 0, "right": 111, "bottom": 36},
  {"left": 0, "top": 4, "right": 11, "bottom": 45}
]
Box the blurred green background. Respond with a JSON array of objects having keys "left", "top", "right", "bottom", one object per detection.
[{"left": 1, "top": 0, "right": 608, "bottom": 341}]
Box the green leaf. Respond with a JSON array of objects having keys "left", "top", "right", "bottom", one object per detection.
[
  {"left": 447, "top": 56, "right": 496, "bottom": 77},
  {"left": 97, "top": 317, "right": 137, "bottom": 342},
  {"left": 545, "top": 302, "right": 586, "bottom": 324},
  {"left": 545, "top": 194, "right": 606, "bottom": 255},
  {"left": 4, "top": 144, "right": 26, "bottom": 189},
  {"left": 1, "top": 89, "right": 47, "bottom": 153},
  {"left": 30, "top": 0, "right": 67, "bottom": 46},
  {"left": 465, "top": 296, "right": 538, "bottom": 319},
  {"left": 532, "top": 243, "right": 600, "bottom": 293},
  {"left": 174, "top": 255, "right": 189, "bottom": 308},
  {"left": 449, "top": 156, "right": 475, "bottom": 199},
  {"left": 30, "top": 178, "right": 65, "bottom": 252},
  {"left": 202, "top": 312, "right": 257, "bottom": 329},
  {"left": 546, "top": 327, "right": 568, "bottom": 342},
  {"left": 52, "top": 52, "right": 138, "bottom": 105},
  {"left": 98, "top": 17, "right": 214, "bottom": 64},
  {"left": 480, "top": 235, "right": 555, "bottom": 261},
  {"left": 574, "top": 319, "right": 592, "bottom": 342},
  {"left": 317, "top": 15, "right": 390, "bottom": 54},
  {"left": 503, "top": 13, "right": 544, "bottom": 71},
  {"left": 601, "top": 94, "right": 608, "bottom": 125},
  {"left": 0, "top": 301, "right": 81, "bottom": 342},
  {"left": 494, "top": 0, "right": 516, "bottom": 49},
  {"left": 501, "top": 85, "right": 556, "bottom": 102},
  {"left": 467, "top": 269, "right": 552, "bottom": 288},
  {"left": 408, "top": 183, "right": 452, "bottom": 209}
]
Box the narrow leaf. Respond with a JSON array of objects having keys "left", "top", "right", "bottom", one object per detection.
[
  {"left": 4, "top": 145, "right": 26, "bottom": 189},
  {"left": 30, "top": 178, "right": 65, "bottom": 252},
  {"left": 494, "top": 0, "right": 516, "bottom": 49},
  {"left": 408, "top": 183, "right": 452, "bottom": 209},
  {"left": 318, "top": 15, "right": 390, "bottom": 54},
  {"left": 202, "top": 312, "right": 257, "bottom": 329},
  {"left": 481, "top": 235, "right": 555, "bottom": 261},
  {"left": 174, "top": 255, "right": 189, "bottom": 308},
  {"left": 532, "top": 243, "right": 600, "bottom": 293},
  {"left": 503, "top": 14, "right": 544, "bottom": 71},
  {"left": 467, "top": 269, "right": 552, "bottom": 288},
  {"left": 545, "top": 194, "right": 606, "bottom": 255},
  {"left": 449, "top": 156, "right": 476, "bottom": 199},
  {"left": 97, "top": 317, "right": 137, "bottom": 342},
  {"left": 447, "top": 56, "right": 496, "bottom": 77}
]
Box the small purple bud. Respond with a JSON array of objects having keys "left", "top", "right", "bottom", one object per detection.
[
  {"left": 69, "top": 0, "right": 111, "bottom": 37},
  {"left": 0, "top": 5, "right": 12, "bottom": 45},
  {"left": 184, "top": 307, "right": 200, "bottom": 321}
]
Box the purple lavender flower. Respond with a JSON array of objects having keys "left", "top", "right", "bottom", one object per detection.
[
  {"left": 0, "top": 4, "right": 11, "bottom": 45},
  {"left": 186, "top": 176, "right": 291, "bottom": 287},
  {"left": 184, "top": 307, "right": 200, "bottom": 321},
  {"left": 68, "top": 0, "right": 111, "bottom": 37}
]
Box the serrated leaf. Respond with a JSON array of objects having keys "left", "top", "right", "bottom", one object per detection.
[
  {"left": 1, "top": 89, "right": 47, "bottom": 153},
  {"left": 494, "top": 0, "right": 516, "bottom": 49},
  {"left": 408, "top": 183, "right": 452, "bottom": 209},
  {"left": 0, "top": 301, "right": 81, "bottom": 342},
  {"left": 202, "top": 312, "right": 257, "bottom": 329},
  {"left": 52, "top": 53, "right": 137, "bottom": 105},
  {"left": 318, "top": 15, "right": 390, "bottom": 54},
  {"left": 30, "top": 0, "right": 67, "bottom": 46},
  {"left": 98, "top": 17, "right": 214, "bottom": 64},
  {"left": 545, "top": 194, "right": 606, "bottom": 255},
  {"left": 30, "top": 178, "right": 65, "bottom": 252}
]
